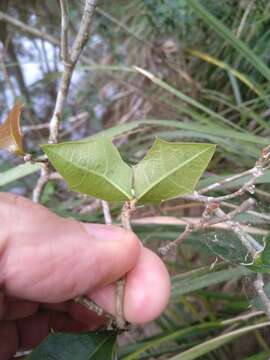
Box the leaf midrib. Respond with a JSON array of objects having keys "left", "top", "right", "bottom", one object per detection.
[
  {"left": 136, "top": 146, "right": 213, "bottom": 200},
  {"left": 48, "top": 147, "right": 132, "bottom": 200}
]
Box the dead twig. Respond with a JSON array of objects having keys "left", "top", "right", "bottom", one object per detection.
[
  {"left": 32, "top": 0, "right": 97, "bottom": 199},
  {"left": 114, "top": 200, "right": 137, "bottom": 329},
  {"left": 59, "top": 0, "right": 69, "bottom": 62},
  {"left": 49, "top": 0, "right": 97, "bottom": 143},
  {"left": 158, "top": 145, "right": 270, "bottom": 319},
  {"left": 0, "top": 11, "right": 59, "bottom": 46},
  {"left": 101, "top": 200, "right": 112, "bottom": 225},
  {"left": 32, "top": 164, "right": 49, "bottom": 203}
]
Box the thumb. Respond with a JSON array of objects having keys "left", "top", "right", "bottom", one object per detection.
[{"left": 0, "top": 193, "right": 141, "bottom": 303}]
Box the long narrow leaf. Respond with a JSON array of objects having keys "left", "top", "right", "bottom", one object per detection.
[
  {"left": 188, "top": 0, "right": 270, "bottom": 83},
  {"left": 168, "top": 322, "right": 270, "bottom": 360},
  {"left": 122, "top": 322, "right": 223, "bottom": 360}
]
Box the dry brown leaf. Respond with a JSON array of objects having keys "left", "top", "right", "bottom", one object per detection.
[{"left": 0, "top": 102, "right": 25, "bottom": 156}]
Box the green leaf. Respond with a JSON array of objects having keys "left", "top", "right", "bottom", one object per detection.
[
  {"left": 122, "top": 322, "right": 223, "bottom": 360},
  {"left": 171, "top": 266, "right": 250, "bottom": 300},
  {"left": 204, "top": 229, "right": 256, "bottom": 265},
  {"left": 89, "top": 119, "right": 267, "bottom": 154},
  {"left": 246, "top": 234, "right": 270, "bottom": 273},
  {"left": 0, "top": 162, "right": 42, "bottom": 187},
  {"left": 253, "top": 281, "right": 270, "bottom": 311},
  {"left": 42, "top": 138, "right": 133, "bottom": 202},
  {"left": 167, "top": 322, "right": 270, "bottom": 360},
  {"left": 43, "top": 137, "right": 215, "bottom": 203},
  {"left": 134, "top": 139, "right": 215, "bottom": 203},
  {"left": 187, "top": 49, "right": 264, "bottom": 97},
  {"left": 134, "top": 67, "right": 242, "bottom": 130},
  {"left": 243, "top": 352, "right": 270, "bottom": 360},
  {"left": 27, "top": 331, "right": 117, "bottom": 360},
  {"left": 188, "top": 0, "right": 270, "bottom": 84}
]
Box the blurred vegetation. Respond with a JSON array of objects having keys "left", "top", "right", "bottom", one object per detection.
[{"left": 1, "top": 0, "right": 270, "bottom": 359}]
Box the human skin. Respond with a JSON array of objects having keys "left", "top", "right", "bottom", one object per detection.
[{"left": 0, "top": 193, "right": 170, "bottom": 359}]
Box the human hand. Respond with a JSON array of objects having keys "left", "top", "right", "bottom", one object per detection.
[{"left": 0, "top": 193, "right": 170, "bottom": 359}]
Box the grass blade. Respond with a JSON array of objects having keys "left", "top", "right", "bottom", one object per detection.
[{"left": 188, "top": 0, "right": 270, "bottom": 83}]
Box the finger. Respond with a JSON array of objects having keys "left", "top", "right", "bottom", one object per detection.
[
  {"left": 4, "top": 298, "right": 39, "bottom": 320},
  {"left": 41, "top": 300, "right": 107, "bottom": 327},
  {"left": 0, "top": 292, "right": 7, "bottom": 319},
  {"left": 89, "top": 247, "right": 171, "bottom": 324},
  {"left": 0, "top": 193, "right": 141, "bottom": 303}
]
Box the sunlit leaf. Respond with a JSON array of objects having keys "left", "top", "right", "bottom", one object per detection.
[
  {"left": 0, "top": 102, "right": 25, "bottom": 155},
  {"left": 27, "top": 331, "right": 117, "bottom": 360},
  {"left": 187, "top": 49, "right": 263, "bottom": 97},
  {"left": 42, "top": 138, "right": 133, "bottom": 201},
  {"left": 134, "top": 139, "right": 215, "bottom": 203}
]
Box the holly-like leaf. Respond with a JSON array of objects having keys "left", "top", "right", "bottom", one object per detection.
[
  {"left": 134, "top": 139, "right": 216, "bottom": 203},
  {"left": 0, "top": 102, "right": 25, "bottom": 156},
  {"left": 27, "top": 331, "right": 117, "bottom": 360},
  {"left": 42, "top": 138, "right": 133, "bottom": 201}
]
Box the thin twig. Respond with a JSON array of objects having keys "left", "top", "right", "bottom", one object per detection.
[
  {"left": 79, "top": 199, "right": 101, "bottom": 214},
  {"left": 70, "top": 0, "right": 97, "bottom": 64},
  {"left": 31, "top": 0, "right": 97, "bottom": 199},
  {"left": 199, "top": 168, "right": 256, "bottom": 194},
  {"left": 74, "top": 296, "right": 104, "bottom": 316},
  {"left": 59, "top": 0, "right": 69, "bottom": 62},
  {"left": 158, "top": 198, "right": 262, "bottom": 258},
  {"left": 101, "top": 200, "right": 112, "bottom": 225},
  {"left": 49, "top": 0, "right": 97, "bottom": 143},
  {"left": 158, "top": 223, "right": 194, "bottom": 257},
  {"left": 0, "top": 11, "right": 59, "bottom": 46},
  {"left": 32, "top": 164, "right": 49, "bottom": 203},
  {"left": 0, "top": 10, "right": 93, "bottom": 67},
  {"left": 214, "top": 207, "right": 262, "bottom": 256},
  {"left": 121, "top": 200, "right": 136, "bottom": 230},
  {"left": 115, "top": 278, "right": 126, "bottom": 330},
  {"left": 133, "top": 216, "right": 267, "bottom": 235},
  {"left": 114, "top": 200, "right": 137, "bottom": 329},
  {"left": 30, "top": 1, "right": 101, "bottom": 319},
  {"left": 206, "top": 198, "right": 256, "bottom": 227}
]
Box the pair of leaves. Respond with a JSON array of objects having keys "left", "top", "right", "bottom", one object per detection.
[
  {"left": 27, "top": 331, "right": 116, "bottom": 360},
  {"left": 0, "top": 102, "right": 25, "bottom": 156},
  {"left": 42, "top": 137, "right": 215, "bottom": 204}
]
